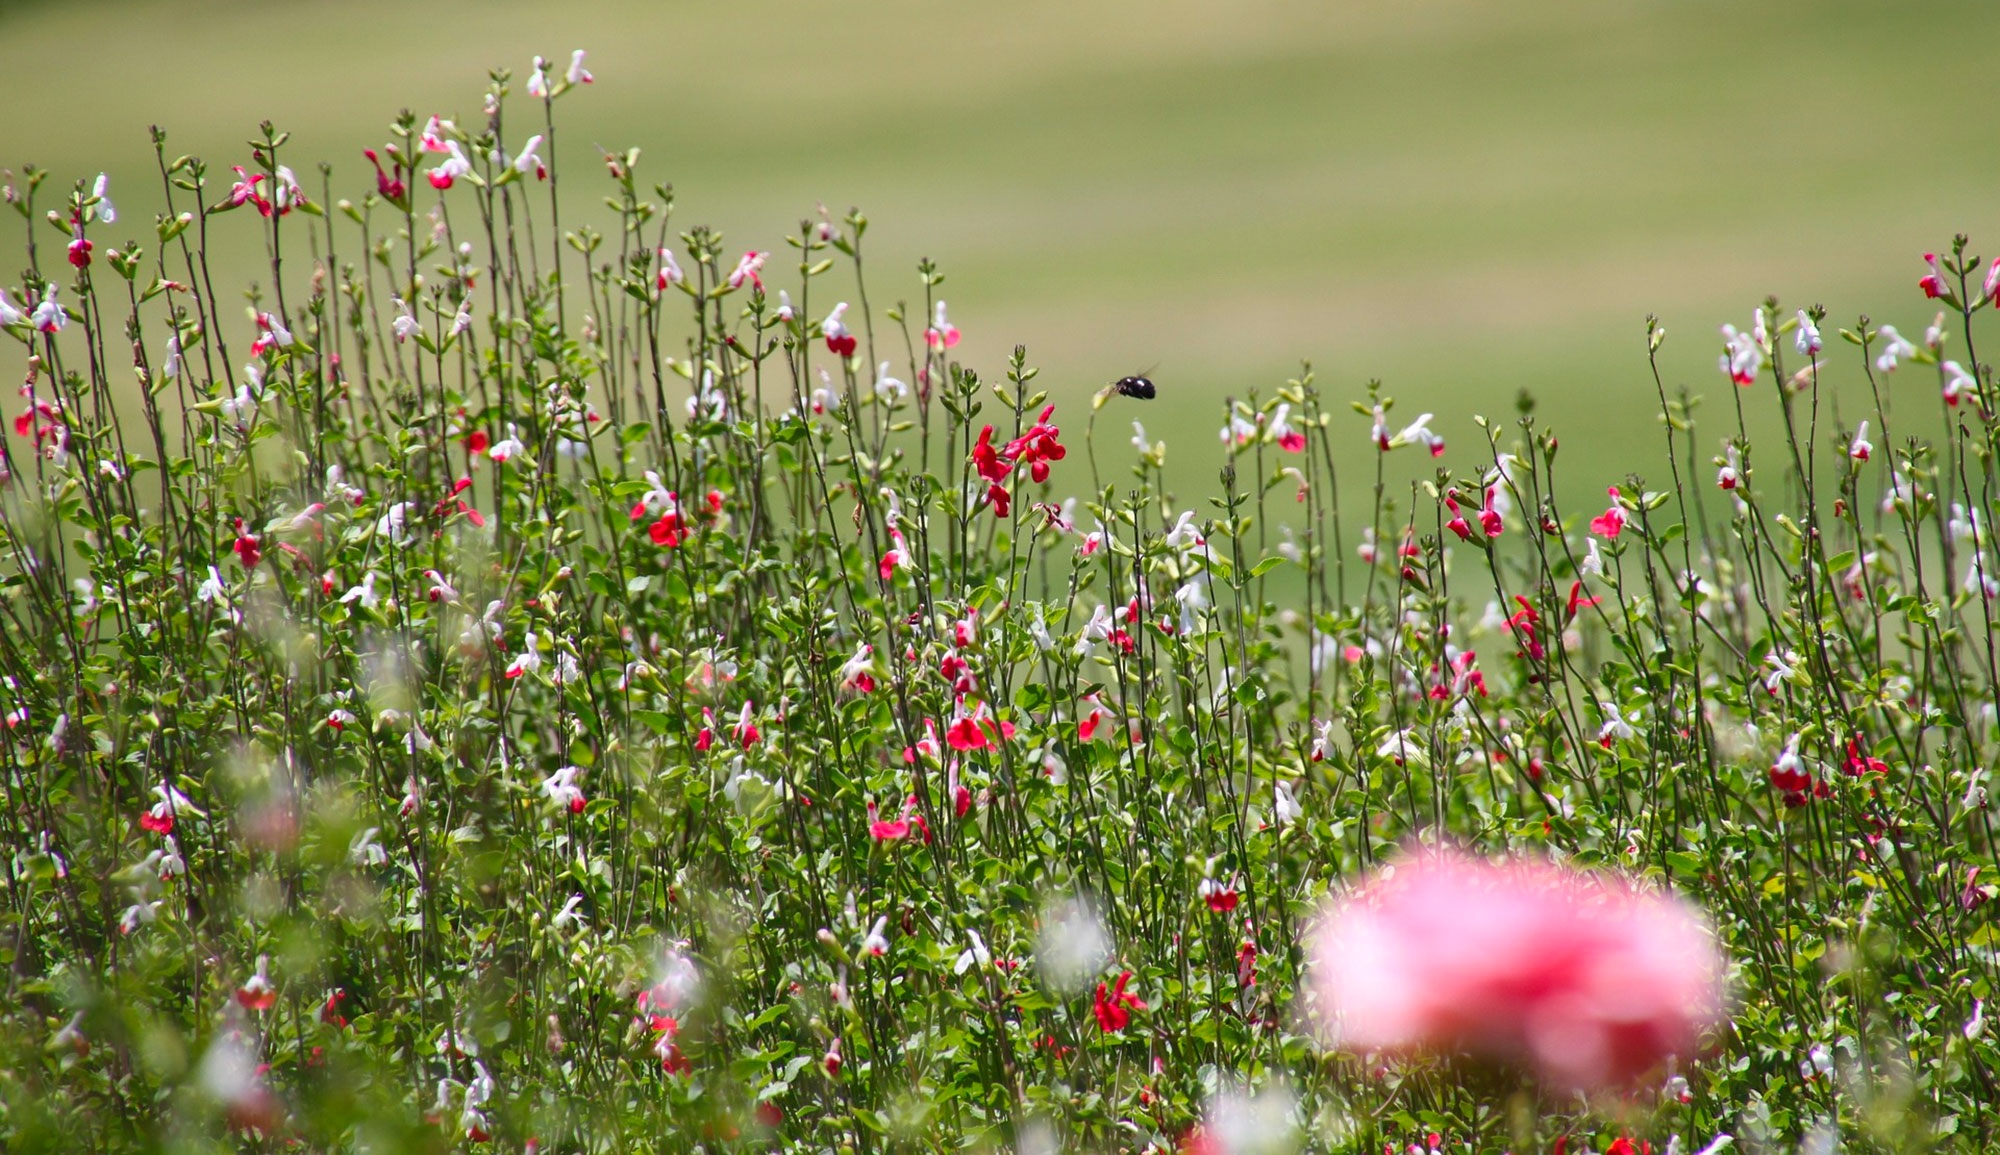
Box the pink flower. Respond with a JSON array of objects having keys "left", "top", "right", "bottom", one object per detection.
[
  {"left": 879, "top": 528, "right": 912, "bottom": 580},
  {"left": 250, "top": 311, "right": 293, "bottom": 357},
  {"left": 226, "top": 166, "right": 270, "bottom": 215},
  {"left": 1920, "top": 251, "right": 1947, "bottom": 299},
  {"left": 926, "top": 300, "right": 961, "bottom": 350},
  {"left": 1849, "top": 421, "right": 1872, "bottom": 463},
  {"left": 428, "top": 142, "right": 472, "bottom": 190},
  {"left": 1589, "top": 487, "right": 1626, "bottom": 539},
  {"left": 656, "top": 247, "right": 684, "bottom": 290},
  {"left": 867, "top": 796, "right": 930, "bottom": 844},
  {"left": 1718, "top": 322, "right": 1761, "bottom": 386},
  {"left": 1478, "top": 487, "right": 1504, "bottom": 538},
  {"left": 1305, "top": 850, "right": 1724, "bottom": 1091},
  {"left": 565, "top": 49, "right": 594, "bottom": 86},
  {"left": 727, "top": 250, "right": 768, "bottom": 291}
]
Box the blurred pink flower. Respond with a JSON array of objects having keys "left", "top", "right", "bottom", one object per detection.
[{"left": 1305, "top": 849, "right": 1724, "bottom": 1092}]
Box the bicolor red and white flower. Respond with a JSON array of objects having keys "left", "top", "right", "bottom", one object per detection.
[{"left": 926, "top": 301, "right": 961, "bottom": 350}]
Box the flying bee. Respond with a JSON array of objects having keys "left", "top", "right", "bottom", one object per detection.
[{"left": 1093, "top": 372, "right": 1157, "bottom": 410}]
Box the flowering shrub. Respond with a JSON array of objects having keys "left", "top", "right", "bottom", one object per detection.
[{"left": 2, "top": 54, "right": 1999, "bottom": 1154}]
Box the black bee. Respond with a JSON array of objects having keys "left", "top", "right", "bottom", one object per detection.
[{"left": 1112, "top": 374, "right": 1156, "bottom": 400}]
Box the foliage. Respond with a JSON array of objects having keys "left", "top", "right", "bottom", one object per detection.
[{"left": 1, "top": 59, "right": 1997, "bottom": 1154}]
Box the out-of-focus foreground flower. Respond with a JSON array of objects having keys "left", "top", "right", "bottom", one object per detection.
[{"left": 1305, "top": 849, "right": 1725, "bottom": 1092}]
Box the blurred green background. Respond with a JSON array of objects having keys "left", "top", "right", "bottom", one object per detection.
[{"left": 3, "top": 0, "right": 1993, "bottom": 508}]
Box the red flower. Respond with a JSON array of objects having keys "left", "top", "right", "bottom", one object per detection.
[
  {"left": 1845, "top": 734, "right": 1888, "bottom": 777},
  {"left": 868, "top": 796, "right": 923, "bottom": 843},
  {"left": 1002, "top": 404, "right": 1067, "bottom": 484},
  {"left": 1478, "top": 486, "right": 1505, "bottom": 538},
  {"left": 946, "top": 715, "right": 988, "bottom": 751},
  {"left": 1590, "top": 487, "right": 1627, "bottom": 539},
  {"left": 320, "top": 988, "right": 350, "bottom": 1029},
  {"left": 1092, "top": 970, "right": 1145, "bottom": 1032},
  {"left": 971, "top": 425, "right": 1010, "bottom": 484},
  {"left": 1565, "top": 581, "right": 1600, "bottom": 620},
  {"left": 466, "top": 429, "right": 490, "bottom": 455},
  {"left": 364, "top": 149, "right": 407, "bottom": 204},
  {"left": 650, "top": 511, "right": 686, "bottom": 548},
  {"left": 1445, "top": 495, "right": 1473, "bottom": 542},
  {"left": 232, "top": 519, "right": 263, "bottom": 569},
  {"left": 1920, "top": 252, "right": 1946, "bottom": 299}
]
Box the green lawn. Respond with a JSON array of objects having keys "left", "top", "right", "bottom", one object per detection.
[{"left": 3, "top": 0, "right": 1992, "bottom": 501}]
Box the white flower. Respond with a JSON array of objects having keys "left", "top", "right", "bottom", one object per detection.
[
  {"left": 526, "top": 55, "right": 551, "bottom": 98},
  {"left": 565, "top": 49, "right": 593, "bottom": 85},
  {"left": 953, "top": 930, "right": 992, "bottom": 975},
  {"left": 872, "top": 362, "right": 909, "bottom": 406},
  {"left": 1131, "top": 421, "right": 1155, "bottom": 456},
  {"left": 339, "top": 571, "right": 382, "bottom": 611},
  {"left": 552, "top": 893, "right": 586, "bottom": 931},
  {"left": 487, "top": 424, "right": 527, "bottom": 465},
  {"left": 1874, "top": 325, "right": 1916, "bottom": 373},
  {"left": 30, "top": 288, "right": 67, "bottom": 334},
  {"left": 197, "top": 565, "right": 228, "bottom": 603},
  {"left": 391, "top": 298, "right": 419, "bottom": 342},
  {"left": 1310, "top": 718, "right": 1334, "bottom": 762},
  {"left": 506, "top": 630, "right": 544, "bottom": 679},
  {"left": 1375, "top": 728, "right": 1422, "bottom": 764},
  {"left": 1173, "top": 578, "right": 1209, "bottom": 633},
  {"left": 349, "top": 826, "right": 388, "bottom": 867},
  {"left": 1392, "top": 412, "right": 1445, "bottom": 456},
  {"left": 511, "top": 134, "right": 545, "bottom": 178},
  {"left": 1598, "top": 702, "right": 1637, "bottom": 743},
  {"left": 1273, "top": 780, "right": 1302, "bottom": 826},
  {"left": 1075, "top": 603, "right": 1114, "bottom": 655},
  {"left": 861, "top": 916, "right": 890, "bottom": 957},
  {"left": 0, "top": 288, "right": 23, "bottom": 327},
  {"left": 1794, "top": 309, "right": 1820, "bottom": 355},
  {"left": 376, "top": 501, "right": 417, "bottom": 542},
  {"left": 1944, "top": 360, "right": 1977, "bottom": 406},
  {"left": 1164, "top": 510, "right": 1206, "bottom": 553},
  {"left": 1580, "top": 537, "right": 1604, "bottom": 577},
  {"left": 541, "top": 765, "right": 584, "bottom": 811},
  {"left": 92, "top": 173, "right": 116, "bottom": 223}
]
